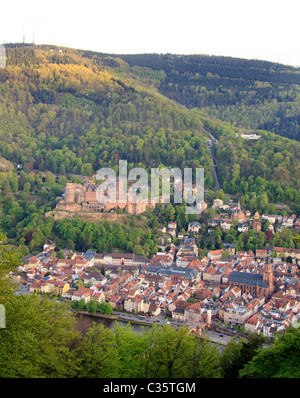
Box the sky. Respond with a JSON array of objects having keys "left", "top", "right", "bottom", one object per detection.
[{"left": 1, "top": 0, "right": 299, "bottom": 67}]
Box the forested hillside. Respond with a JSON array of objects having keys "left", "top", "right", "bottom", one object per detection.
[
  {"left": 113, "top": 53, "right": 300, "bottom": 141},
  {"left": 202, "top": 118, "right": 300, "bottom": 211},
  {"left": 0, "top": 44, "right": 300, "bottom": 216},
  {"left": 0, "top": 44, "right": 214, "bottom": 187}
]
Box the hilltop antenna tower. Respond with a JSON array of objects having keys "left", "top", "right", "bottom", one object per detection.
[
  {"left": 32, "top": 28, "right": 35, "bottom": 45},
  {"left": 22, "top": 26, "right": 25, "bottom": 44}
]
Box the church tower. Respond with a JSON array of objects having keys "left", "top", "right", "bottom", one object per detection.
[
  {"left": 231, "top": 200, "right": 246, "bottom": 222},
  {"left": 263, "top": 263, "right": 274, "bottom": 297}
]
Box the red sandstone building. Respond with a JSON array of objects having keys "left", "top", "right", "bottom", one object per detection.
[
  {"left": 57, "top": 181, "right": 162, "bottom": 215},
  {"left": 228, "top": 264, "right": 274, "bottom": 299}
]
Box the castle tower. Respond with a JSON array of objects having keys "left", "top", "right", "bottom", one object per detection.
[
  {"left": 263, "top": 263, "right": 274, "bottom": 297},
  {"left": 65, "top": 183, "right": 75, "bottom": 204}
]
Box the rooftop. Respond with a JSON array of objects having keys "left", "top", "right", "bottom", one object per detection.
[{"left": 228, "top": 271, "right": 268, "bottom": 288}]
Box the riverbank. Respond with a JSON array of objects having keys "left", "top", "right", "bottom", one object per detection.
[
  {"left": 117, "top": 315, "right": 156, "bottom": 327},
  {"left": 74, "top": 310, "right": 156, "bottom": 327},
  {"left": 74, "top": 310, "right": 117, "bottom": 320}
]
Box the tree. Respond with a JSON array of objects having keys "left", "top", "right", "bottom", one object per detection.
[
  {"left": 143, "top": 324, "right": 221, "bottom": 378},
  {"left": 80, "top": 163, "right": 93, "bottom": 176},
  {"left": 0, "top": 231, "right": 21, "bottom": 304},
  {"left": 29, "top": 229, "right": 45, "bottom": 252},
  {"left": 133, "top": 244, "right": 143, "bottom": 255},
  {"left": 165, "top": 203, "right": 176, "bottom": 221},
  {"left": 0, "top": 294, "right": 80, "bottom": 377},
  {"left": 57, "top": 250, "right": 65, "bottom": 259},
  {"left": 220, "top": 332, "right": 265, "bottom": 378},
  {"left": 215, "top": 189, "right": 225, "bottom": 200},
  {"left": 240, "top": 328, "right": 300, "bottom": 378},
  {"left": 45, "top": 172, "right": 56, "bottom": 187},
  {"left": 77, "top": 298, "right": 86, "bottom": 311},
  {"left": 23, "top": 182, "right": 31, "bottom": 194},
  {"left": 232, "top": 218, "right": 238, "bottom": 228},
  {"left": 265, "top": 229, "right": 274, "bottom": 243},
  {"left": 113, "top": 322, "right": 150, "bottom": 378},
  {"left": 206, "top": 207, "right": 215, "bottom": 219},
  {"left": 98, "top": 301, "right": 113, "bottom": 315},
  {"left": 187, "top": 335, "right": 222, "bottom": 378},
  {"left": 107, "top": 240, "right": 113, "bottom": 253},
  {"left": 100, "top": 265, "right": 106, "bottom": 276},
  {"left": 86, "top": 300, "right": 98, "bottom": 313},
  {"left": 77, "top": 323, "right": 119, "bottom": 377},
  {"left": 257, "top": 192, "right": 269, "bottom": 214}
]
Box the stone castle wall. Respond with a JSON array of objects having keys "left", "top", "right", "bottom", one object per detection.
[{"left": 55, "top": 182, "right": 158, "bottom": 216}]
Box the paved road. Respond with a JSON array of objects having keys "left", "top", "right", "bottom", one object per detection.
[{"left": 14, "top": 285, "right": 29, "bottom": 295}]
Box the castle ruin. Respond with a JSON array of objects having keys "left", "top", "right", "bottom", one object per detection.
[{"left": 53, "top": 180, "right": 162, "bottom": 217}]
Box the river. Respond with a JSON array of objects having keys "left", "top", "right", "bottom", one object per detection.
[{"left": 75, "top": 313, "right": 152, "bottom": 335}]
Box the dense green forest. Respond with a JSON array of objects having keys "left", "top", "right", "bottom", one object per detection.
[
  {"left": 0, "top": 45, "right": 215, "bottom": 188},
  {"left": 113, "top": 53, "right": 300, "bottom": 141},
  {"left": 0, "top": 44, "right": 299, "bottom": 255},
  {"left": 204, "top": 118, "right": 300, "bottom": 212},
  {"left": 0, "top": 45, "right": 299, "bottom": 207},
  {"left": 0, "top": 234, "right": 299, "bottom": 379}
]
